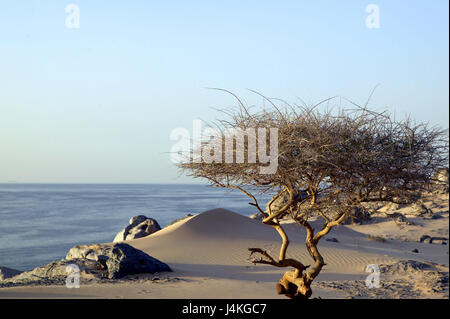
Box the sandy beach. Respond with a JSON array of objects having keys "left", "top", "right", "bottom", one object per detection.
[{"left": 0, "top": 192, "right": 448, "bottom": 299}]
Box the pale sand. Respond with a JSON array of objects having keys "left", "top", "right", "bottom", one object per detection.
[{"left": 0, "top": 193, "right": 448, "bottom": 299}]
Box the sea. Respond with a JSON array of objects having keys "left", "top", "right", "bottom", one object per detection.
[{"left": 0, "top": 183, "right": 273, "bottom": 271}]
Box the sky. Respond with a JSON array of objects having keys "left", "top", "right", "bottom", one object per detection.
[{"left": 0, "top": 0, "right": 448, "bottom": 183}]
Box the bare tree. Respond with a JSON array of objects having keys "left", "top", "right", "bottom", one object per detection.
[{"left": 178, "top": 92, "right": 448, "bottom": 299}]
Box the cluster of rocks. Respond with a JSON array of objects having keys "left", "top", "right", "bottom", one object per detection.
[
  {"left": 317, "top": 260, "right": 449, "bottom": 299},
  {"left": 0, "top": 242, "right": 171, "bottom": 287},
  {"left": 113, "top": 215, "right": 161, "bottom": 242},
  {"left": 379, "top": 260, "right": 449, "bottom": 296},
  {"left": 0, "top": 215, "right": 174, "bottom": 287}
]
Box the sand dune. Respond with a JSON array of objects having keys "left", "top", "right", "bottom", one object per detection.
[{"left": 130, "top": 209, "right": 398, "bottom": 276}]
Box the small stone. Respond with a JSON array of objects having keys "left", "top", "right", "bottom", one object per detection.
[
  {"left": 326, "top": 238, "right": 339, "bottom": 243},
  {"left": 412, "top": 249, "right": 419, "bottom": 253}
]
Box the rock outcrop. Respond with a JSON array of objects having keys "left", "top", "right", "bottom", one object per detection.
[
  {"left": 1, "top": 243, "right": 171, "bottom": 287},
  {"left": 66, "top": 242, "right": 171, "bottom": 279},
  {"left": 113, "top": 215, "right": 161, "bottom": 242}
]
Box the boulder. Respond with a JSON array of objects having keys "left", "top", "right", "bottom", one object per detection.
[
  {"left": 66, "top": 243, "right": 171, "bottom": 279},
  {"left": 105, "top": 243, "right": 171, "bottom": 279},
  {"left": 0, "top": 267, "right": 22, "bottom": 281},
  {"left": 113, "top": 215, "right": 161, "bottom": 242},
  {"left": 1, "top": 243, "right": 171, "bottom": 287}
]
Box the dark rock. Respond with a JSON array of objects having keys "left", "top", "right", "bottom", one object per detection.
[
  {"left": 412, "top": 249, "right": 419, "bottom": 253},
  {"left": 105, "top": 243, "right": 171, "bottom": 279},
  {"left": 326, "top": 238, "right": 339, "bottom": 243}
]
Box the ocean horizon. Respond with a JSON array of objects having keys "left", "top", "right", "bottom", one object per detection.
[{"left": 0, "top": 183, "right": 272, "bottom": 271}]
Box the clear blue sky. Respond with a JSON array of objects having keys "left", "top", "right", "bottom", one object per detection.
[{"left": 0, "top": 0, "right": 448, "bottom": 183}]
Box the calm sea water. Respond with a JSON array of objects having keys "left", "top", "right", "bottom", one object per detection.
[{"left": 0, "top": 183, "right": 272, "bottom": 271}]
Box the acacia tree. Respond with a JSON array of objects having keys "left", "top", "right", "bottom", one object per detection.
[{"left": 178, "top": 92, "right": 448, "bottom": 299}]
